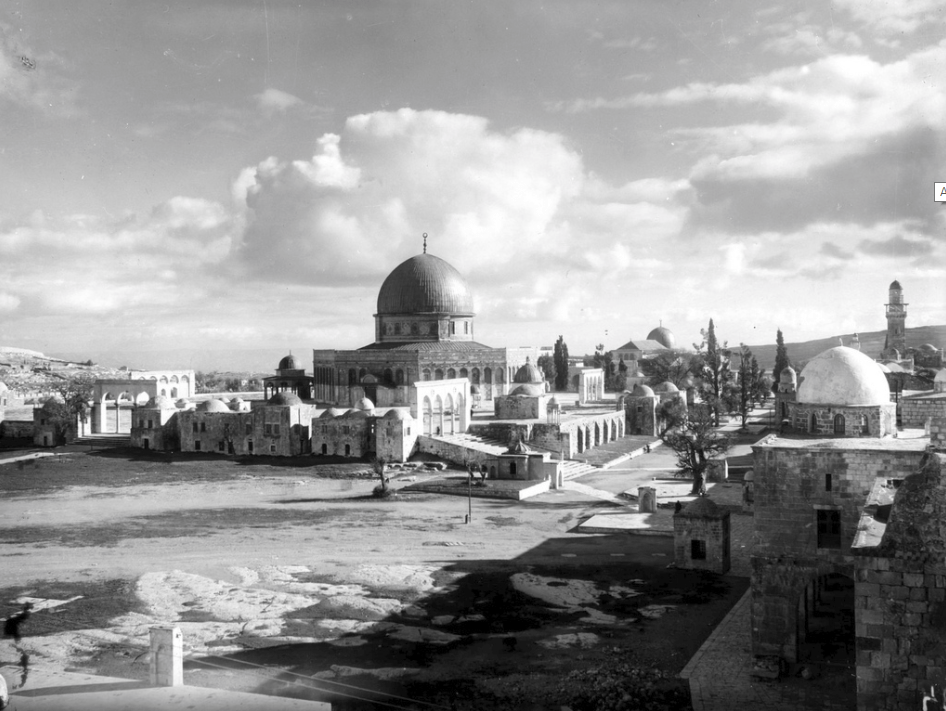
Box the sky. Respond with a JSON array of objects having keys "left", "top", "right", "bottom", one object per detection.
[{"left": 1, "top": 0, "right": 945, "bottom": 369}]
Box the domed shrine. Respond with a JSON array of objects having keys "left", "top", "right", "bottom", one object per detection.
[
  {"left": 495, "top": 357, "right": 553, "bottom": 420},
  {"left": 264, "top": 353, "right": 312, "bottom": 400},
  {"left": 781, "top": 346, "right": 896, "bottom": 437},
  {"left": 312, "top": 246, "right": 543, "bottom": 418}
]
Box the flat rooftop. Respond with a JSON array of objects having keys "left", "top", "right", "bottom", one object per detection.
[{"left": 752, "top": 430, "right": 929, "bottom": 453}]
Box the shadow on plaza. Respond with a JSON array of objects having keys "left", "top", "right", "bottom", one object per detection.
[{"left": 186, "top": 533, "right": 747, "bottom": 710}]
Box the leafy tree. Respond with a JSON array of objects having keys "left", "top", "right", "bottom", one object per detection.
[
  {"left": 661, "top": 406, "right": 731, "bottom": 495},
  {"left": 643, "top": 351, "right": 696, "bottom": 390},
  {"left": 735, "top": 345, "right": 768, "bottom": 429},
  {"left": 553, "top": 336, "right": 570, "bottom": 391},
  {"left": 45, "top": 374, "right": 95, "bottom": 444},
  {"left": 536, "top": 354, "right": 556, "bottom": 387},
  {"left": 693, "top": 319, "right": 736, "bottom": 426},
  {"left": 772, "top": 328, "right": 792, "bottom": 394},
  {"left": 656, "top": 397, "right": 687, "bottom": 437}
]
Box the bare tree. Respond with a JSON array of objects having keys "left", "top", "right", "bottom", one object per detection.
[{"left": 661, "top": 406, "right": 731, "bottom": 496}]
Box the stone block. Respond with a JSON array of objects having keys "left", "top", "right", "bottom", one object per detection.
[
  {"left": 857, "top": 666, "right": 884, "bottom": 681},
  {"left": 903, "top": 573, "right": 924, "bottom": 587},
  {"left": 905, "top": 600, "right": 928, "bottom": 613},
  {"left": 910, "top": 655, "right": 929, "bottom": 666},
  {"left": 909, "top": 587, "right": 927, "bottom": 602},
  {"left": 930, "top": 588, "right": 946, "bottom": 602},
  {"left": 878, "top": 571, "right": 900, "bottom": 585},
  {"left": 872, "top": 652, "right": 891, "bottom": 669},
  {"left": 858, "top": 582, "right": 881, "bottom": 597}
]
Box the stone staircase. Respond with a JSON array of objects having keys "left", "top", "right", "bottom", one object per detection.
[
  {"left": 73, "top": 433, "right": 131, "bottom": 448},
  {"left": 560, "top": 460, "right": 599, "bottom": 481},
  {"left": 431, "top": 432, "right": 509, "bottom": 456}
]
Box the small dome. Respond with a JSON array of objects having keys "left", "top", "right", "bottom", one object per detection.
[
  {"left": 875, "top": 362, "right": 891, "bottom": 373},
  {"left": 548, "top": 396, "right": 561, "bottom": 410},
  {"left": 513, "top": 358, "right": 544, "bottom": 384},
  {"left": 319, "top": 407, "right": 348, "bottom": 419},
  {"left": 889, "top": 280, "right": 902, "bottom": 290},
  {"left": 147, "top": 395, "right": 175, "bottom": 409},
  {"left": 796, "top": 346, "right": 891, "bottom": 406},
  {"left": 780, "top": 366, "right": 797, "bottom": 383},
  {"left": 354, "top": 397, "right": 375, "bottom": 411},
  {"left": 198, "top": 398, "right": 230, "bottom": 413},
  {"left": 377, "top": 253, "right": 474, "bottom": 315},
  {"left": 744, "top": 470, "right": 754, "bottom": 482},
  {"left": 934, "top": 369, "right": 946, "bottom": 383},
  {"left": 278, "top": 354, "right": 300, "bottom": 370},
  {"left": 653, "top": 381, "right": 679, "bottom": 393},
  {"left": 630, "top": 384, "right": 655, "bottom": 397},
  {"left": 918, "top": 343, "right": 939, "bottom": 353},
  {"left": 175, "top": 398, "right": 191, "bottom": 409},
  {"left": 676, "top": 496, "right": 726, "bottom": 518},
  {"left": 510, "top": 383, "right": 546, "bottom": 397},
  {"left": 646, "top": 326, "right": 676, "bottom": 349},
  {"left": 344, "top": 409, "right": 369, "bottom": 419},
  {"left": 230, "top": 400, "right": 251, "bottom": 412},
  {"left": 268, "top": 392, "right": 303, "bottom": 406},
  {"left": 383, "top": 408, "right": 413, "bottom": 422},
  {"left": 626, "top": 363, "right": 646, "bottom": 377}
]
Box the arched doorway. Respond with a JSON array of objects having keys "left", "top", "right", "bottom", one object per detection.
[
  {"left": 795, "top": 573, "right": 855, "bottom": 695},
  {"left": 576, "top": 427, "right": 584, "bottom": 453}
]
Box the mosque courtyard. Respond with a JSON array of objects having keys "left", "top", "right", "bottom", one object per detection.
[{"left": 0, "top": 443, "right": 755, "bottom": 710}]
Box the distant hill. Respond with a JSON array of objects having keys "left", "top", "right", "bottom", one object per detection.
[{"left": 745, "top": 325, "right": 946, "bottom": 371}]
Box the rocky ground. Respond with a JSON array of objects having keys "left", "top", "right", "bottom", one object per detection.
[{"left": 0, "top": 448, "right": 747, "bottom": 710}]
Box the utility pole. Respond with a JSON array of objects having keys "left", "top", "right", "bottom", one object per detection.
[{"left": 466, "top": 463, "right": 473, "bottom": 523}]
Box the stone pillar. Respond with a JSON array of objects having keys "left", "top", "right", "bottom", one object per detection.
[
  {"left": 638, "top": 486, "right": 657, "bottom": 513},
  {"left": 150, "top": 626, "right": 183, "bottom": 687}
]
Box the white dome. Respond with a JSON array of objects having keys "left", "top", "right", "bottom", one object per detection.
[{"left": 796, "top": 346, "right": 890, "bottom": 406}]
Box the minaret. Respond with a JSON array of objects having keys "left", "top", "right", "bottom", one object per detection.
[{"left": 885, "top": 280, "right": 907, "bottom": 356}]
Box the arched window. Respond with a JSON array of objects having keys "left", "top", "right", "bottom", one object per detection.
[
  {"left": 447, "top": 368, "right": 456, "bottom": 379},
  {"left": 450, "top": 322, "right": 456, "bottom": 335},
  {"left": 394, "top": 323, "right": 402, "bottom": 335},
  {"left": 396, "top": 369, "right": 405, "bottom": 385},
  {"left": 510, "top": 462, "right": 517, "bottom": 477},
  {"left": 435, "top": 368, "right": 444, "bottom": 380},
  {"left": 358, "top": 368, "right": 367, "bottom": 380},
  {"left": 833, "top": 413, "right": 846, "bottom": 435},
  {"left": 411, "top": 322, "right": 419, "bottom": 335},
  {"left": 383, "top": 368, "right": 394, "bottom": 385},
  {"left": 422, "top": 369, "right": 431, "bottom": 381},
  {"left": 860, "top": 415, "right": 869, "bottom": 435},
  {"left": 348, "top": 369, "right": 357, "bottom": 386},
  {"left": 809, "top": 412, "right": 817, "bottom": 433},
  {"left": 497, "top": 368, "right": 505, "bottom": 384},
  {"left": 464, "top": 321, "right": 469, "bottom": 334},
  {"left": 459, "top": 368, "right": 468, "bottom": 378},
  {"left": 471, "top": 368, "right": 480, "bottom": 385}
]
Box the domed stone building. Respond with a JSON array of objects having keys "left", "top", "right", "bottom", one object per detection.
[
  {"left": 494, "top": 358, "right": 553, "bottom": 420},
  {"left": 613, "top": 323, "right": 676, "bottom": 365},
  {"left": 312, "top": 251, "right": 540, "bottom": 408},
  {"left": 785, "top": 346, "right": 896, "bottom": 437},
  {"left": 748, "top": 341, "right": 946, "bottom": 705},
  {"left": 263, "top": 354, "right": 312, "bottom": 400}
]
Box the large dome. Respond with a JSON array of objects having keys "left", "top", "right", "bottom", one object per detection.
[
  {"left": 513, "top": 359, "right": 544, "bottom": 384},
  {"left": 796, "top": 346, "right": 891, "bottom": 406},
  {"left": 278, "top": 354, "right": 300, "bottom": 370},
  {"left": 377, "top": 254, "right": 474, "bottom": 315},
  {"left": 646, "top": 326, "right": 676, "bottom": 349}
]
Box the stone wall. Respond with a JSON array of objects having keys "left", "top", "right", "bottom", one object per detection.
[
  {"left": 494, "top": 393, "right": 548, "bottom": 420},
  {"left": 673, "top": 510, "right": 730, "bottom": 573},
  {"left": 853, "top": 555, "right": 946, "bottom": 710},
  {"left": 130, "top": 409, "right": 179, "bottom": 451},
  {"left": 375, "top": 416, "right": 418, "bottom": 463},
  {"left": 312, "top": 413, "right": 372, "bottom": 458},
  {"left": 416, "top": 435, "right": 490, "bottom": 467},
  {"left": 901, "top": 393, "right": 946, "bottom": 429},
  {"left": 751, "top": 443, "right": 925, "bottom": 661},
  {"left": 625, "top": 395, "right": 657, "bottom": 436},
  {"left": 752, "top": 445, "right": 924, "bottom": 557},
  {"left": 789, "top": 402, "right": 897, "bottom": 437}
]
